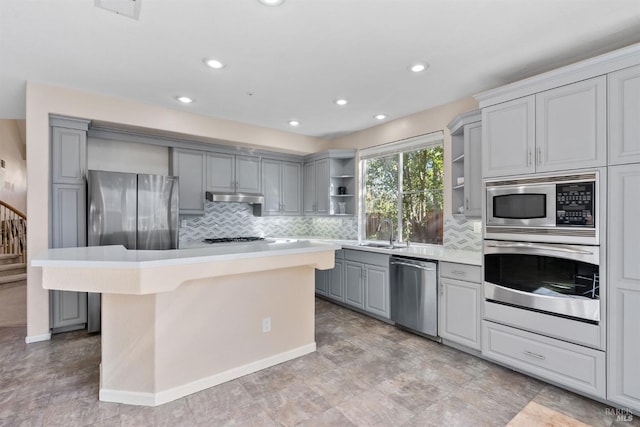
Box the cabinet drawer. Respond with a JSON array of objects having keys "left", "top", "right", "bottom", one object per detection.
[
  {"left": 482, "top": 321, "right": 605, "bottom": 398},
  {"left": 440, "top": 262, "right": 481, "bottom": 283},
  {"left": 343, "top": 249, "right": 389, "bottom": 267}
]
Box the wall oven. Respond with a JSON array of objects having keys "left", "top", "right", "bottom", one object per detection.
[
  {"left": 484, "top": 240, "right": 600, "bottom": 323},
  {"left": 485, "top": 172, "right": 598, "bottom": 245}
]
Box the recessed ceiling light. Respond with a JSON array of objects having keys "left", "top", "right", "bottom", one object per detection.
[
  {"left": 335, "top": 99, "right": 348, "bottom": 106},
  {"left": 374, "top": 114, "right": 387, "bottom": 120},
  {"left": 203, "top": 58, "right": 225, "bottom": 69},
  {"left": 176, "top": 96, "right": 193, "bottom": 104},
  {"left": 408, "top": 62, "right": 429, "bottom": 73},
  {"left": 259, "top": 0, "right": 284, "bottom": 6},
  {"left": 288, "top": 120, "right": 300, "bottom": 127}
]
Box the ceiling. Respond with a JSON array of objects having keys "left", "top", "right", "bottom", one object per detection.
[{"left": 2, "top": 1, "right": 640, "bottom": 139}]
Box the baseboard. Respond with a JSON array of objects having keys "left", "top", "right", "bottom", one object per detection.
[
  {"left": 25, "top": 332, "right": 51, "bottom": 343},
  {"left": 100, "top": 342, "right": 316, "bottom": 406}
]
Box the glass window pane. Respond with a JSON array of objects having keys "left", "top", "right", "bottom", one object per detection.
[
  {"left": 364, "top": 155, "right": 398, "bottom": 240},
  {"left": 401, "top": 191, "right": 443, "bottom": 244},
  {"left": 402, "top": 145, "right": 443, "bottom": 193}
]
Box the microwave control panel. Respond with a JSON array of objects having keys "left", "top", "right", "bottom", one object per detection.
[{"left": 556, "top": 182, "right": 595, "bottom": 227}]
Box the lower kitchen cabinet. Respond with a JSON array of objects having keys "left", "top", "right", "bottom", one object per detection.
[
  {"left": 315, "top": 249, "right": 390, "bottom": 320},
  {"left": 439, "top": 262, "right": 481, "bottom": 350},
  {"left": 50, "top": 289, "right": 87, "bottom": 330},
  {"left": 607, "top": 163, "right": 640, "bottom": 412}
]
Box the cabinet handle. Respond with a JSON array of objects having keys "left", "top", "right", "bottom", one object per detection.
[
  {"left": 451, "top": 270, "right": 466, "bottom": 276},
  {"left": 528, "top": 150, "right": 532, "bottom": 166},
  {"left": 537, "top": 147, "right": 542, "bottom": 166},
  {"left": 465, "top": 198, "right": 469, "bottom": 210},
  {"left": 523, "top": 350, "right": 546, "bottom": 361}
]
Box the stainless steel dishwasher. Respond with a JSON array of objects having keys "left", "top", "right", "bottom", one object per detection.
[{"left": 390, "top": 256, "right": 438, "bottom": 339}]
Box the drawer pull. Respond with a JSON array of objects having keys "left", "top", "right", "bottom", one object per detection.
[
  {"left": 523, "top": 350, "right": 546, "bottom": 361},
  {"left": 452, "top": 270, "right": 466, "bottom": 276}
]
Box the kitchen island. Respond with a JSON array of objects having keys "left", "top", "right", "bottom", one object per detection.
[{"left": 32, "top": 240, "right": 339, "bottom": 406}]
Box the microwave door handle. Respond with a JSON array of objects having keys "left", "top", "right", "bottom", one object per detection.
[{"left": 485, "top": 241, "right": 594, "bottom": 255}]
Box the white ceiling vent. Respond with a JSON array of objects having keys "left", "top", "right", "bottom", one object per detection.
[{"left": 95, "top": 0, "right": 141, "bottom": 20}]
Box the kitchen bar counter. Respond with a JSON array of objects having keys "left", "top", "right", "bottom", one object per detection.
[{"left": 32, "top": 241, "right": 339, "bottom": 406}]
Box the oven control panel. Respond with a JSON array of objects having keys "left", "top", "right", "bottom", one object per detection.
[{"left": 556, "top": 182, "right": 595, "bottom": 227}]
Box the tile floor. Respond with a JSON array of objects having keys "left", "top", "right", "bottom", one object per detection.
[{"left": 0, "top": 298, "right": 636, "bottom": 426}]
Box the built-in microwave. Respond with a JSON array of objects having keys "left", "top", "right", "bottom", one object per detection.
[{"left": 485, "top": 172, "right": 599, "bottom": 245}]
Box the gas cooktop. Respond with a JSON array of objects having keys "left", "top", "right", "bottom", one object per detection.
[{"left": 202, "top": 236, "right": 265, "bottom": 244}]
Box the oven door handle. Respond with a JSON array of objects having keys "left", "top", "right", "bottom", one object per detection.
[{"left": 485, "top": 241, "right": 594, "bottom": 255}]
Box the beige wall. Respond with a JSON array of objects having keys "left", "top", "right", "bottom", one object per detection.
[
  {"left": 0, "top": 119, "right": 27, "bottom": 213},
  {"left": 327, "top": 96, "right": 479, "bottom": 218},
  {"left": 25, "top": 82, "right": 325, "bottom": 340}
]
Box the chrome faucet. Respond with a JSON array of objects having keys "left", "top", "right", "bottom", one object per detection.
[{"left": 377, "top": 219, "right": 394, "bottom": 247}]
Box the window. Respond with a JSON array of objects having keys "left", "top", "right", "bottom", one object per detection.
[{"left": 361, "top": 132, "right": 444, "bottom": 245}]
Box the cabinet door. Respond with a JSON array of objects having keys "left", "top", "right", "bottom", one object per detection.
[
  {"left": 328, "top": 259, "right": 345, "bottom": 301},
  {"left": 535, "top": 76, "right": 606, "bottom": 172},
  {"left": 608, "top": 164, "right": 640, "bottom": 411},
  {"left": 303, "top": 162, "right": 316, "bottom": 214},
  {"left": 482, "top": 96, "right": 535, "bottom": 178},
  {"left": 51, "top": 127, "right": 87, "bottom": 185},
  {"left": 315, "top": 269, "right": 328, "bottom": 296},
  {"left": 609, "top": 64, "right": 640, "bottom": 165},
  {"left": 206, "top": 153, "right": 235, "bottom": 192},
  {"left": 315, "top": 158, "right": 330, "bottom": 214},
  {"left": 236, "top": 156, "right": 261, "bottom": 193},
  {"left": 261, "top": 159, "right": 282, "bottom": 215},
  {"left": 364, "top": 264, "right": 390, "bottom": 319},
  {"left": 281, "top": 161, "right": 302, "bottom": 215},
  {"left": 344, "top": 261, "right": 365, "bottom": 309},
  {"left": 171, "top": 149, "right": 206, "bottom": 215},
  {"left": 51, "top": 184, "right": 88, "bottom": 330},
  {"left": 463, "top": 122, "right": 482, "bottom": 217},
  {"left": 439, "top": 277, "right": 481, "bottom": 350},
  {"left": 51, "top": 289, "right": 87, "bottom": 329}
]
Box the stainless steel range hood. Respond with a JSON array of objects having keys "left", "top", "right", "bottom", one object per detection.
[{"left": 205, "top": 191, "right": 264, "bottom": 216}]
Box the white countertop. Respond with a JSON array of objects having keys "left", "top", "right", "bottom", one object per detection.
[{"left": 32, "top": 240, "right": 341, "bottom": 269}]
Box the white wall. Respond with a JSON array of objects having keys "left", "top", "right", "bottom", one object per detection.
[
  {"left": 0, "top": 119, "right": 27, "bottom": 213},
  {"left": 88, "top": 138, "right": 169, "bottom": 176}
]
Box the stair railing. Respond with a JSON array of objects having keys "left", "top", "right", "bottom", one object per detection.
[{"left": 0, "top": 201, "right": 26, "bottom": 264}]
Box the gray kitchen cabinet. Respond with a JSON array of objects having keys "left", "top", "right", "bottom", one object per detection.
[
  {"left": 328, "top": 258, "right": 345, "bottom": 300},
  {"left": 364, "top": 264, "right": 389, "bottom": 319},
  {"left": 482, "top": 96, "right": 535, "bottom": 178},
  {"left": 50, "top": 117, "right": 90, "bottom": 333},
  {"left": 315, "top": 269, "right": 328, "bottom": 296},
  {"left": 439, "top": 262, "right": 481, "bottom": 350},
  {"left": 482, "top": 77, "right": 606, "bottom": 178},
  {"left": 170, "top": 148, "right": 206, "bottom": 215},
  {"left": 344, "top": 261, "right": 365, "bottom": 309},
  {"left": 607, "top": 163, "right": 640, "bottom": 412},
  {"left": 261, "top": 158, "right": 301, "bottom": 215},
  {"left": 303, "top": 158, "right": 330, "bottom": 215},
  {"left": 448, "top": 110, "right": 482, "bottom": 217},
  {"left": 535, "top": 76, "right": 606, "bottom": 173},
  {"left": 609, "top": 64, "right": 640, "bottom": 165},
  {"left": 207, "top": 152, "right": 261, "bottom": 193}
]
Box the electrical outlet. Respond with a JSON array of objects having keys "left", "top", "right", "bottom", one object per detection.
[
  {"left": 180, "top": 219, "right": 188, "bottom": 227},
  {"left": 262, "top": 317, "right": 271, "bottom": 333},
  {"left": 473, "top": 221, "right": 482, "bottom": 234}
]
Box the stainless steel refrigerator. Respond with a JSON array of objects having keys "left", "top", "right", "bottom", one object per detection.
[{"left": 87, "top": 170, "right": 179, "bottom": 332}]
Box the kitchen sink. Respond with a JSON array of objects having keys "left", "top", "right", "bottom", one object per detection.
[{"left": 358, "top": 242, "right": 405, "bottom": 250}]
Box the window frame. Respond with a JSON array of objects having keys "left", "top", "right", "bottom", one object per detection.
[{"left": 358, "top": 131, "right": 444, "bottom": 245}]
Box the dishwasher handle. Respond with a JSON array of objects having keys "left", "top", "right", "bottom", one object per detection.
[{"left": 390, "top": 260, "right": 436, "bottom": 271}]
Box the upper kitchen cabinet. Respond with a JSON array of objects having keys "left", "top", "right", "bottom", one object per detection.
[
  {"left": 535, "top": 76, "right": 606, "bottom": 173},
  {"left": 261, "top": 158, "right": 302, "bottom": 216},
  {"left": 303, "top": 158, "right": 330, "bottom": 215},
  {"left": 170, "top": 148, "right": 206, "bottom": 215},
  {"left": 50, "top": 116, "right": 90, "bottom": 185},
  {"left": 609, "top": 64, "right": 640, "bottom": 165},
  {"left": 206, "top": 152, "right": 260, "bottom": 193},
  {"left": 304, "top": 150, "right": 356, "bottom": 216},
  {"left": 482, "top": 77, "right": 606, "bottom": 178},
  {"left": 448, "top": 110, "right": 482, "bottom": 217},
  {"left": 482, "top": 96, "right": 535, "bottom": 178}
]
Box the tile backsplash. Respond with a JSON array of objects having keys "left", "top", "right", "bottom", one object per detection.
[
  {"left": 180, "top": 201, "right": 480, "bottom": 252},
  {"left": 179, "top": 201, "right": 358, "bottom": 241}
]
